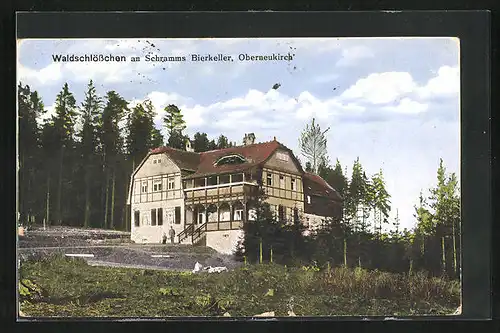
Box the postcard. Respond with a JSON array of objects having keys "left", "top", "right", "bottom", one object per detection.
[{"left": 17, "top": 37, "right": 462, "bottom": 318}]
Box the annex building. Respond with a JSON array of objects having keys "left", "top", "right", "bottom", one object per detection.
[{"left": 127, "top": 134, "right": 342, "bottom": 254}]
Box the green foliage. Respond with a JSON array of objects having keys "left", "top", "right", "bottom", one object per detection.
[
  {"left": 163, "top": 104, "right": 186, "bottom": 135},
  {"left": 19, "top": 256, "right": 460, "bottom": 317}
]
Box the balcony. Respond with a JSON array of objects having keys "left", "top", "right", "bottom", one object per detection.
[{"left": 183, "top": 181, "right": 259, "bottom": 205}]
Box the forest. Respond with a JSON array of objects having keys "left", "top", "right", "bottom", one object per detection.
[{"left": 18, "top": 80, "right": 461, "bottom": 280}]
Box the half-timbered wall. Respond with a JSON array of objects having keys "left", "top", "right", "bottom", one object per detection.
[
  {"left": 262, "top": 149, "right": 305, "bottom": 220},
  {"left": 130, "top": 153, "right": 186, "bottom": 243}
]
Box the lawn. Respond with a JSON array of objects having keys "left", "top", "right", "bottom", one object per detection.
[{"left": 19, "top": 254, "right": 460, "bottom": 317}]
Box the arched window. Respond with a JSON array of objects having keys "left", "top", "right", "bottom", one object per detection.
[{"left": 214, "top": 154, "right": 246, "bottom": 166}]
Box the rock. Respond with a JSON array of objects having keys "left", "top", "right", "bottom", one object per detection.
[
  {"left": 223, "top": 312, "right": 231, "bottom": 317},
  {"left": 192, "top": 262, "right": 203, "bottom": 273},
  {"left": 254, "top": 311, "right": 275, "bottom": 317},
  {"left": 206, "top": 266, "right": 227, "bottom": 273},
  {"left": 19, "top": 310, "right": 26, "bottom": 317},
  {"left": 288, "top": 310, "right": 296, "bottom": 316}
]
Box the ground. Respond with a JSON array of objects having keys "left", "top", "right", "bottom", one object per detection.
[
  {"left": 19, "top": 226, "right": 240, "bottom": 271},
  {"left": 17, "top": 226, "right": 461, "bottom": 318}
]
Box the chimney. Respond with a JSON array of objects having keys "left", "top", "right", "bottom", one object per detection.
[
  {"left": 243, "top": 133, "right": 255, "bottom": 146},
  {"left": 185, "top": 139, "right": 194, "bottom": 152}
]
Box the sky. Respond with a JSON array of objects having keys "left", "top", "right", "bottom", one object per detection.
[{"left": 17, "top": 37, "right": 460, "bottom": 232}]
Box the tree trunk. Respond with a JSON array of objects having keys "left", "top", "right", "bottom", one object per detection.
[
  {"left": 343, "top": 237, "right": 347, "bottom": 266},
  {"left": 45, "top": 174, "right": 51, "bottom": 227},
  {"left": 110, "top": 168, "right": 116, "bottom": 229},
  {"left": 104, "top": 168, "right": 110, "bottom": 229},
  {"left": 55, "top": 147, "right": 64, "bottom": 226},
  {"left": 84, "top": 169, "right": 91, "bottom": 228},
  {"left": 441, "top": 236, "right": 446, "bottom": 275}
]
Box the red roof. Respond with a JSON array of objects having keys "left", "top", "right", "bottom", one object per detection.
[
  {"left": 303, "top": 172, "right": 342, "bottom": 201},
  {"left": 150, "top": 140, "right": 288, "bottom": 178}
]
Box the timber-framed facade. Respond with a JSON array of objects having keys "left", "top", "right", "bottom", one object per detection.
[{"left": 127, "top": 134, "right": 342, "bottom": 254}]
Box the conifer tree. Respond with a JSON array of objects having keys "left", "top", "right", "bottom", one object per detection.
[{"left": 53, "top": 83, "right": 77, "bottom": 225}]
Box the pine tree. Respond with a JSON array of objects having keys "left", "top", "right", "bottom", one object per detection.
[
  {"left": 102, "top": 91, "right": 128, "bottom": 229},
  {"left": 53, "top": 83, "right": 77, "bottom": 225},
  {"left": 216, "top": 134, "right": 231, "bottom": 149},
  {"left": 193, "top": 132, "right": 211, "bottom": 152},
  {"left": 370, "top": 170, "right": 391, "bottom": 236},
  {"left": 78, "top": 80, "right": 103, "bottom": 228},
  {"left": 163, "top": 104, "right": 186, "bottom": 142},
  {"left": 18, "top": 83, "right": 45, "bottom": 226}
]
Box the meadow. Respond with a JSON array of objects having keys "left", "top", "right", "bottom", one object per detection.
[{"left": 19, "top": 254, "right": 460, "bottom": 317}]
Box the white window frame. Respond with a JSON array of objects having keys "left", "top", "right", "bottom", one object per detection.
[
  {"left": 234, "top": 209, "right": 243, "bottom": 221},
  {"left": 291, "top": 178, "right": 296, "bottom": 191},
  {"left": 266, "top": 173, "right": 272, "bottom": 186},
  {"left": 141, "top": 181, "right": 148, "bottom": 193},
  {"left": 197, "top": 212, "right": 205, "bottom": 224},
  {"left": 153, "top": 179, "right": 162, "bottom": 192},
  {"left": 307, "top": 195, "right": 311, "bottom": 204},
  {"left": 279, "top": 175, "right": 285, "bottom": 188},
  {"left": 168, "top": 178, "right": 175, "bottom": 190}
]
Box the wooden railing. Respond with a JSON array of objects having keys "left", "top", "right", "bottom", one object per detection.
[
  {"left": 191, "top": 222, "right": 208, "bottom": 244},
  {"left": 177, "top": 224, "right": 194, "bottom": 243}
]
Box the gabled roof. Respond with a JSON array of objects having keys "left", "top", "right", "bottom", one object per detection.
[
  {"left": 303, "top": 172, "right": 342, "bottom": 201},
  {"left": 148, "top": 140, "right": 301, "bottom": 179},
  {"left": 150, "top": 146, "right": 200, "bottom": 172}
]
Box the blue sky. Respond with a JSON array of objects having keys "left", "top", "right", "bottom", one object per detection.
[{"left": 17, "top": 37, "right": 460, "bottom": 231}]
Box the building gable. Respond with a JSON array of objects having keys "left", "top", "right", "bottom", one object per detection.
[
  {"left": 263, "top": 149, "right": 301, "bottom": 175},
  {"left": 135, "top": 153, "right": 181, "bottom": 179}
]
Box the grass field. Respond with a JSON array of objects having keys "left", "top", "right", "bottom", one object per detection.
[{"left": 18, "top": 254, "right": 460, "bottom": 317}]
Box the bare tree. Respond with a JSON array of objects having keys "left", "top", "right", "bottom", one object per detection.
[{"left": 298, "top": 118, "right": 330, "bottom": 174}]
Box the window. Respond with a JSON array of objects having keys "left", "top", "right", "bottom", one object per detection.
[
  {"left": 134, "top": 211, "right": 140, "bottom": 227},
  {"left": 291, "top": 178, "right": 296, "bottom": 191},
  {"left": 175, "top": 207, "right": 181, "bottom": 224},
  {"left": 231, "top": 173, "right": 243, "bottom": 183},
  {"left": 152, "top": 158, "right": 162, "bottom": 164},
  {"left": 168, "top": 178, "right": 175, "bottom": 190},
  {"left": 278, "top": 205, "right": 285, "bottom": 222},
  {"left": 141, "top": 181, "right": 148, "bottom": 193},
  {"left": 279, "top": 175, "right": 285, "bottom": 188},
  {"left": 151, "top": 208, "right": 157, "bottom": 226},
  {"left": 198, "top": 212, "right": 204, "bottom": 224},
  {"left": 219, "top": 174, "right": 230, "bottom": 184},
  {"left": 208, "top": 176, "right": 218, "bottom": 186},
  {"left": 293, "top": 208, "right": 300, "bottom": 223},
  {"left": 276, "top": 152, "right": 289, "bottom": 162},
  {"left": 266, "top": 173, "right": 272, "bottom": 186},
  {"left": 153, "top": 179, "right": 162, "bottom": 192},
  {"left": 157, "top": 159, "right": 161, "bottom": 164},
  {"left": 157, "top": 208, "right": 163, "bottom": 226},
  {"left": 215, "top": 154, "right": 246, "bottom": 166},
  {"left": 234, "top": 209, "right": 243, "bottom": 221},
  {"left": 307, "top": 195, "right": 311, "bottom": 204},
  {"left": 152, "top": 159, "right": 156, "bottom": 164}
]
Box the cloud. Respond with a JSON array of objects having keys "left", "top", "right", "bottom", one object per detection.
[
  {"left": 340, "top": 72, "right": 417, "bottom": 104},
  {"left": 417, "top": 65, "right": 460, "bottom": 99},
  {"left": 18, "top": 63, "right": 63, "bottom": 85},
  {"left": 339, "top": 66, "right": 459, "bottom": 108},
  {"left": 336, "top": 45, "right": 375, "bottom": 67},
  {"left": 384, "top": 98, "right": 429, "bottom": 114}
]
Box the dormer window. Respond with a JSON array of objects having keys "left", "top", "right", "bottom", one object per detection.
[{"left": 214, "top": 154, "right": 246, "bottom": 166}]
